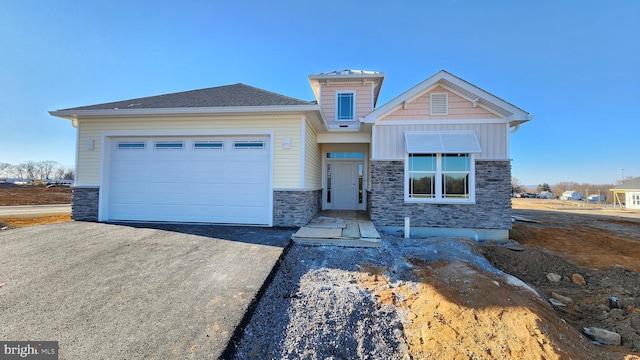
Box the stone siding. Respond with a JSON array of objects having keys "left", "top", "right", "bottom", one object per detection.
[
  {"left": 368, "top": 160, "right": 512, "bottom": 229},
  {"left": 273, "top": 189, "right": 322, "bottom": 227},
  {"left": 72, "top": 187, "right": 99, "bottom": 221}
]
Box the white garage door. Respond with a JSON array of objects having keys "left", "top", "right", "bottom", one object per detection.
[{"left": 106, "top": 136, "right": 271, "bottom": 225}]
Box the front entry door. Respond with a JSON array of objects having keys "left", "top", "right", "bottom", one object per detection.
[{"left": 333, "top": 162, "right": 358, "bottom": 210}]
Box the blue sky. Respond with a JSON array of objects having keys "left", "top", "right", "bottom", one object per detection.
[{"left": 1, "top": 1, "right": 638, "bottom": 185}]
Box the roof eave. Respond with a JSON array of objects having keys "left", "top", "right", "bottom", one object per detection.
[
  {"left": 49, "top": 104, "right": 322, "bottom": 120},
  {"left": 308, "top": 73, "right": 386, "bottom": 81}
]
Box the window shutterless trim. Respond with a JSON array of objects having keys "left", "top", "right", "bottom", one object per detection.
[
  {"left": 335, "top": 91, "right": 355, "bottom": 121},
  {"left": 234, "top": 140, "right": 264, "bottom": 149},
  {"left": 117, "top": 141, "right": 145, "bottom": 149},
  {"left": 154, "top": 141, "right": 184, "bottom": 149},
  {"left": 193, "top": 141, "right": 223, "bottom": 149},
  {"left": 404, "top": 153, "right": 475, "bottom": 204}
]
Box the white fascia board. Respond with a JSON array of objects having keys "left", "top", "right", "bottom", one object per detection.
[
  {"left": 308, "top": 73, "right": 386, "bottom": 81},
  {"left": 49, "top": 104, "right": 322, "bottom": 119}
]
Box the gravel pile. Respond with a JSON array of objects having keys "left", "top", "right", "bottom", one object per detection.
[{"left": 230, "top": 234, "right": 510, "bottom": 359}]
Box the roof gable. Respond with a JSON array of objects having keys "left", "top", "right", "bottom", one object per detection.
[
  {"left": 363, "top": 70, "right": 532, "bottom": 126},
  {"left": 380, "top": 85, "right": 500, "bottom": 121},
  {"left": 611, "top": 177, "right": 640, "bottom": 190},
  {"left": 58, "top": 83, "right": 313, "bottom": 111}
]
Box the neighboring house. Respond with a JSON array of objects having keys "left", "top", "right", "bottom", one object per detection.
[
  {"left": 560, "top": 190, "right": 583, "bottom": 201},
  {"left": 610, "top": 178, "right": 640, "bottom": 209},
  {"left": 537, "top": 191, "right": 554, "bottom": 199},
  {"left": 50, "top": 69, "right": 532, "bottom": 240},
  {"left": 587, "top": 194, "right": 606, "bottom": 203}
]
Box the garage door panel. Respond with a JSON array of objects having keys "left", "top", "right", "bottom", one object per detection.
[
  {"left": 146, "top": 193, "right": 187, "bottom": 205},
  {"left": 108, "top": 136, "right": 270, "bottom": 225}
]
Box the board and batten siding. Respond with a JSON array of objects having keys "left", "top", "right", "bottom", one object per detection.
[
  {"left": 380, "top": 86, "right": 500, "bottom": 121},
  {"left": 319, "top": 82, "right": 373, "bottom": 125},
  {"left": 373, "top": 123, "right": 509, "bottom": 160},
  {"left": 75, "top": 115, "right": 304, "bottom": 188},
  {"left": 303, "top": 119, "right": 322, "bottom": 188}
]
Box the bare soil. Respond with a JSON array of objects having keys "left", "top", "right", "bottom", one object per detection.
[
  {"left": 0, "top": 183, "right": 72, "bottom": 228},
  {"left": 481, "top": 198, "right": 640, "bottom": 356},
  {"left": 0, "top": 183, "right": 72, "bottom": 206}
]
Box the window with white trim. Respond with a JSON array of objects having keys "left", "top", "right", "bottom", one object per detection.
[
  {"left": 234, "top": 140, "right": 264, "bottom": 149},
  {"left": 118, "top": 141, "right": 145, "bottom": 149},
  {"left": 155, "top": 141, "right": 184, "bottom": 149},
  {"left": 406, "top": 153, "right": 474, "bottom": 202},
  {"left": 336, "top": 91, "right": 355, "bottom": 120},
  {"left": 193, "top": 141, "right": 223, "bottom": 149}
]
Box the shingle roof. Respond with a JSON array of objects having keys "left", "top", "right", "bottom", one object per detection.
[
  {"left": 611, "top": 177, "right": 640, "bottom": 190},
  {"left": 59, "top": 83, "right": 313, "bottom": 111}
]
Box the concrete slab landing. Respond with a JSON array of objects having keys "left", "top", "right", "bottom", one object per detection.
[{"left": 292, "top": 210, "right": 381, "bottom": 248}]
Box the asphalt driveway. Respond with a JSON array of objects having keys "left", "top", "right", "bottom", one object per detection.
[{"left": 0, "top": 221, "right": 293, "bottom": 359}]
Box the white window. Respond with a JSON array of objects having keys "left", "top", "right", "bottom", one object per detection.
[
  {"left": 234, "top": 140, "right": 264, "bottom": 149},
  {"left": 406, "top": 153, "right": 474, "bottom": 202},
  {"left": 117, "top": 141, "right": 145, "bottom": 149},
  {"left": 430, "top": 93, "right": 448, "bottom": 115},
  {"left": 154, "top": 141, "right": 184, "bottom": 149},
  {"left": 193, "top": 141, "right": 223, "bottom": 149},
  {"left": 336, "top": 91, "right": 355, "bottom": 120}
]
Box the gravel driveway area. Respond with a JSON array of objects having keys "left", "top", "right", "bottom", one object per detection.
[{"left": 0, "top": 221, "right": 293, "bottom": 359}]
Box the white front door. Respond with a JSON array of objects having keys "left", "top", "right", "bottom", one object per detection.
[{"left": 332, "top": 162, "right": 358, "bottom": 210}]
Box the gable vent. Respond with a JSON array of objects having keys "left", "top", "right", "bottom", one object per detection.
[{"left": 430, "top": 93, "right": 448, "bottom": 115}]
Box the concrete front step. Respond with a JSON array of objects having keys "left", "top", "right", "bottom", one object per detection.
[
  {"left": 291, "top": 216, "right": 382, "bottom": 248},
  {"left": 291, "top": 236, "right": 381, "bottom": 248}
]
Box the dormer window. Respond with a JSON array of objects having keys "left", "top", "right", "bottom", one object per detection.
[{"left": 336, "top": 91, "right": 355, "bottom": 121}]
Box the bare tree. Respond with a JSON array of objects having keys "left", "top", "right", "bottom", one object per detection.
[
  {"left": 511, "top": 177, "right": 524, "bottom": 194},
  {"left": 35, "top": 160, "right": 57, "bottom": 180},
  {"left": 54, "top": 166, "right": 66, "bottom": 180},
  {"left": 0, "top": 163, "right": 12, "bottom": 179},
  {"left": 19, "top": 161, "right": 37, "bottom": 180},
  {"left": 13, "top": 164, "right": 24, "bottom": 180},
  {"left": 63, "top": 168, "right": 74, "bottom": 181}
]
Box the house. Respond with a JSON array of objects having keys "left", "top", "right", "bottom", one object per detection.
[
  {"left": 560, "top": 190, "right": 583, "bottom": 201},
  {"left": 537, "top": 191, "right": 554, "bottom": 199},
  {"left": 50, "top": 69, "right": 532, "bottom": 240},
  {"left": 610, "top": 178, "right": 640, "bottom": 209},
  {"left": 587, "top": 194, "right": 605, "bottom": 203}
]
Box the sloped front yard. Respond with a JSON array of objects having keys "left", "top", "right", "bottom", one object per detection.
[{"left": 231, "top": 207, "right": 640, "bottom": 359}]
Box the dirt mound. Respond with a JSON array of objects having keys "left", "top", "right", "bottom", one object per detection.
[
  {"left": 483, "top": 244, "right": 640, "bottom": 355},
  {"left": 0, "top": 183, "right": 72, "bottom": 206},
  {"left": 358, "top": 258, "right": 606, "bottom": 359}
]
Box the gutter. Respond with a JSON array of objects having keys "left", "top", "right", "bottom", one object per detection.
[{"left": 49, "top": 104, "right": 323, "bottom": 121}]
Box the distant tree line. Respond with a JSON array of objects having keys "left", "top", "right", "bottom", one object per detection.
[
  {"left": 512, "top": 176, "right": 640, "bottom": 203},
  {"left": 0, "top": 161, "right": 74, "bottom": 181}
]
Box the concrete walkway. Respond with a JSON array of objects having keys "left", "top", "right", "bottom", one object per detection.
[
  {"left": 0, "top": 204, "right": 71, "bottom": 218},
  {"left": 291, "top": 210, "right": 381, "bottom": 247}
]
